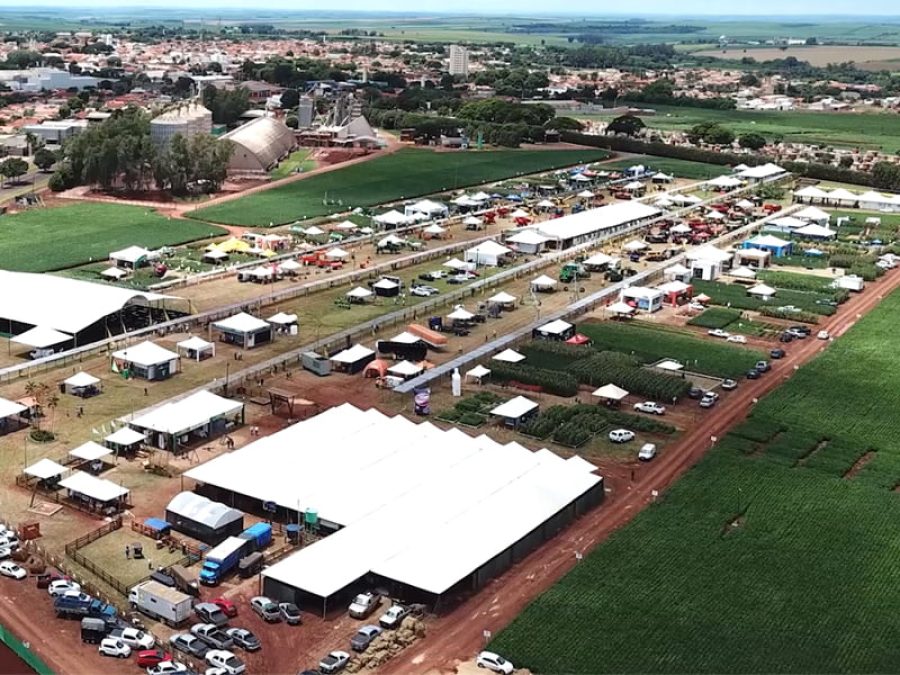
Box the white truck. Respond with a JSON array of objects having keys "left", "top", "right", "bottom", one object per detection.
[{"left": 129, "top": 580, "right": 193, "bottom": 626}]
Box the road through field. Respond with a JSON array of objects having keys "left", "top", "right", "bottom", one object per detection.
[{"left": 385, "top": 267, "right": 900, "bottom": 675}]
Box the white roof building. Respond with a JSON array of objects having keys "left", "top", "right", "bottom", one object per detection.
[
  {"left": 111, "top": 341, "right": 179, "bottom": 369},
  {"left": 532, "top": 201, "right": 660, "bottom": 246}
]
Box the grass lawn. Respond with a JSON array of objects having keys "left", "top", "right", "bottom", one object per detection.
[
  {"left": 77, "top": 526, "right": 186, "bottom": 588},
  {"left": 492, "top": 287, "right": 900, "bottom": 674},
  {"left": 270, "top": 149, "right": 316, "bottom": 180},
  {"left": 577, "top": 103, "right": 900, "bottom": 152},
  {"left": 600, "top": 156, "right": 730, "bottom": 180},
  {"left": 190, "top": 147, "right": 609, "bottom": 227},
  {"left": 0, "top": 203, "right": 226, "bottom": 272}
]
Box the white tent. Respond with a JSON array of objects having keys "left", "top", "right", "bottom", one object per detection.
[
  {"left": 510, "top": 208, "right": 530, "bottom": 219},
  {"left": 492, "top": 349, "right": 526, "bottom": 363},
  {"left": 443, "top": 258, "right": 472, "bottom": 271},
  {"left": 623, "top": 181, "right": 644, "bottom": 191},
  {"left": 447, "top": 306, "right": 475, "bottom": 321},
  {"left": 0, "top": 397, "right": 27, "bottom": 420},
  {"left": 105, "top": 426, "right": 146, "bottom": 447},
  {"left": 577, "top": 190, "right": 594, "bottom": 199},
  {"left": 665, "top": 263, "right": 691, "bottom": 277},
  {"left": 405, "top": 199, "right": 448, "bottom": 218},
  {"left": 128, "top": 390, "right": 244, "bottom": 438},
  {"left": 109, "top": 245, "right": 151, "bottom": 266},
  {"left": 176, "top": 336, "right": 215, "bottom": 360},
  {"left": 488, "top": 291, "right": 517, "bottom": 305},
  {"left": 268, "top": 312, "right": 299, "bottom": 326},
  {"left": 623, "top": 240, "right": 647, "bottom": 252},
  {"left": 462, "top": 216, "right": 483, "bottom": 227},
  {"left": 490, "top": 396, "right": 538, "bottom": 420},
  {"left": 507, "top": 230, "right": 550, "bottom": 246},
  {"left": 347, "top": 286, "right": 373, "bottom": 299},
  {"left": 63, "top": 372, "right": 100, "bottom": 389},
  {"left": 826, "top": 188, "right": 858, "bottom": 204},
  {"left": 202, "top": 248, "right": 229, "bottom": 261},
  {"left": 372, "top": 278, "right": 400, "bottom": 291},
  {"left": 472, "top": 191, "right": 491, "bottom": 202},
  {"left": 748, "top": 283, "right": 777, "bottom": 297},
  {"left": 794, "top": 206, "right": 831, "bottom": 223},
  {"left": 69, "top": 441, "right": 111, "bottom": 462},
  {"left": 373, "top": 210, "right": 410, "bottom": 227},
  {"left": 10, "top": 325, "right": 71, "bottom": 349},
  {"left": 652, "top": 172, "right": 674, "bottom": 182},
  {"left": 608, "top": 301, "right": 635, "bottom": 315},
  {"left": 112, "top": 341, "right": 179, "bottom": 369},
  {"left": 705, "top": 210, "right": 726, "bottom": 220},
  {"left": 795, "top": 223, "right": 837, "bottom": 239},
  {"left": 279, "top": 259, "right": 302, "bottom": 273},
  {"left": 423, "top": 223, "right": 447, "bottom": 236},
  {"left": 303, "top": 225, "right": 326, "bottom": 237},
  {"left": 730, "top": 266, "right": 758, "bottom": 279},
  {"left": 794, "top": 185, "right": 829, "bottom": 200},
  {"left": 59, "top": 471, "right": 128, "bottom": 503},
  {"left": 100, "top": 267, "right": 128, "bottom": 280},
  {"left": 670, "top": 223, "right": 692, "bottom": 234},
  {"left": 25, "top": 458, "right": 67, "bottom": 480},
  {"left": 213, "top": 312, "right": 269, "bottom": 334},
  {"left": 330, "top": 344, "right": 375, "bottom": 364},
  {"left": 325, "top": 247, "right": 350, "bottom": 260},
  {"left": 707, "top": 175, "right": 743, "bottom": 189},
  {"left": 531, "top": 274, "right": 558, "bottom": 290},
  {"left": 453, "top": 196, "right": 480, "bottom": 208},
  {"left": 591, "top": 383, "right": 629, "bottom": 400},
  {"left": 735, "top": 199, "right": 755, "bottom": 210},
  {"left": 333, "top": 220, "right": 358, "bottom": 231},
  {"left": 464, "top": 365, "right": 491, "bottom": 382},
  {"left": 387, "top": 360, "right": 424, "bottom": 378},
  {"left": 377, "top": 234, "right": 406, "bottom": 248},
  {"left": 584, "top": 252, "right": 614, "bottom": 267},
  {"left": 768, "top": 216, "right": 806, "bottom": 230},
  {"left": 537, "top": 199, "right": 556, "bottom": 208},
  {"left": 464, "top": 241, "right": 512, "bottom": 267},
  {"left": 537, "top": 319, "right": 573, "bottom": 336}
]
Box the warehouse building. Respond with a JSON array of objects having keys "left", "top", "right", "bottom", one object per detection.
[
  {"left": 221, "top": 117, "right": 295, "bottom": 174},
  {"left": 165, "top": 491, "right": 244, "bottom": 545},
  {"left": 530, "top": 201, "right": 661, "bottom": 249},
  {"left": 185, "top": 404, "right": 603, "bottom": 612}
]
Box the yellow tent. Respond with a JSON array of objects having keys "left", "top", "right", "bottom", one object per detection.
[{"left": 215, "top": 237, "right": 252, "bottom": 253}]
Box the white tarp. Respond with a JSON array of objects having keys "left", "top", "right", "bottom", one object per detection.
[
  {"left": 128, "top": 391, "right": 243, "bottom": 436},
  {"left": 537, "top": 319, "right": 573, "bottom": 335},
  {"left": 492, "top": 349, "right": 526, "bottom": 363},
  {"left": 0, "top": 397, "right": 27, "bottom": 419},
  {"left": 11, "top": 325, "right": 72, "bottom": 349},
  {"left": 591, "top": 384, "right": 629, "bottom": 400},
  {"left": 59, "top": 471, "right": 128, "bottom": 502},
  {"left": 105, "top": 427, "right": 145, "bottom": 446}
]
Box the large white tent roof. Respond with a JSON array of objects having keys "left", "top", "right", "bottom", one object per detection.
[
  {"left": 105, "top": 426, "right": 146, "bottom": 446},
  {"left": 0, "top": 397, "right": 27, "bottom": 419},
  {"left": 331, "top": 344, "right": 375, "bottom": 364},
  {"left": 166, "top": 491, "right": 243, "bottom": 529},
  {"left": 69, "top": 441, "right": 111, "bottom": 462},
  {"left": 537, "top": 319, "right": 573, "bottom": 335},
  {"left": 128, "top": 391, "right": 243, "bottom": 436},
  {"left": 59, "top": 471, "right": 128, "bottom": 502},
  {"left": 24, "top": 458, "right": 67, "bottom": 480},
  {"left": 490, "top": 396, "right": 538, "bottom": 419},
  {"left": 187, "top": 405, "right": 602, "bottom": 598},
  {"left": 533, "top": 201, "right": 660, "bottom": 242},
  {"left": 63, "top": 372, "right": 100, "bottom": 388},
  {"left": 213, "top": 312, "right": 269, "bottom": 334},
  {"left": 0, "top": 271, "right": 174, "bottom": 335},
  {"left": 112, "top": 341, "right": 179, "bottom": 368},
  {"left": 10, "top": 325, "right": 71, "bottom": 349}
]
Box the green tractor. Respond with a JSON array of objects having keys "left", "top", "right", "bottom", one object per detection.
[{"left": 559, "top": 262, "right": 590, "bottom": 283}]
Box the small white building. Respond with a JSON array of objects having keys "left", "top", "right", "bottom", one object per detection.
[
  {"left": 621, "top": 286, "right": 663, "bottom": 313},
  {"left": 464, "top": 241, "right": 513, "bottom": 267}
]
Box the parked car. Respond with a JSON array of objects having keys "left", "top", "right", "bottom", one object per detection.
[
  {"left": 224, "top": 628, "right": 260, "bottom": 652},
  {"left": 789, "top": 325, "right": 811, "bottom": 336},
  {"left": 249, "top": 596, "right": 281, "bottom": 623},
  {"left": 378, "top": 604, "right": 410, "bottom": 629},
  {"left": 817, "top": 330, "right": 830, "bottom": 340},
  {"left": 170, "top": 633, "right": 210, "bottom": 659},
  {"left": 746, "top": 369, "right": 761, "bottom": 380},
  {"left": 770, "top": 348, "right": 786, "bottom": 359},
  {"left": 779, "top": 332, "right": 794, "bottom": 343},
  {"left": 111, "top": 627, "right": 155, "bottom": 650},
  {"left": 0, "top": 562, "right": 26, "bottom": 580},
  {"left": 755, "top": 360, "right": 771, "bottom": 373},
  {"left": 205, "top": 650, "right": 245, "bottom": 675},
  {"left": 0, "top": 546, "right": 13, "bottom": 560},
  {"left": 279, "top": 603, "right": 302, "bottom": 625},
  {"left": 147, "top": 662, "right": 187, "bottom": 675},
  {"left": 410, "top": 285, "right": 440, "bottom": 297},
  {"left": 348, "top": 592, "right": 381, "bottom": 619},
  {"left": 211, "top": 598, "right": 237, "bottom": 618},
  {"left": 721, "top": 379, "right": 738, "bottom": 391},
  {"left": 726, "top": 334, "right": 747, "bottom": 344},
  {"left": 688, "top": 387, "right": 704, "bottom": 399},
  {"left": 638, "top": 443, "right": 657, "bottom": 461},
  {"left": 609, "top": 429, "right": 635, "bottom": 444},
  {"left": 633, "top": 401, "right": 666, "bottom": 415},
  {"left": 475, "top": 651, "right": 515, "bottom": 674},
  {"left": 350, "top": 625, "right": 383, "bottom": 652},
  {"left": 195, "top": 602, "right": 229, "bottom": 627},
  {"left": 707, "top": 328, "right": 730, "bottom": 338},
  {"left": 136, "top": 649, "right": 172, "bottom": 668},
  {"left": 191, "top": 624, "right": 234, "bottom": 650},
  {"left": 319, "top": 651, "right": 350, "bottom": 674},
  {"left": 48, "top": 580, "right": 81, "bottom": 597},
  {"left": 418, "top": 271, "right": 445, "bottom": 281},
  {"left": 98, "top": 638, "right": 131, "bottom": 659},
  {"left": 700, "top": 392, "right": 719, "bottom": 408}
]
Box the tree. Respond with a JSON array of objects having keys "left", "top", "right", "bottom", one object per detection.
[
  {"left": 688, "top": 121, "right": 734, "bottom": 146},
  {"left": 738, "top": 132, "right": 767, "bottom": 150},
  {"left": 280, "top": 88, "right": 300, "bottom": 110},
  {"left": 202, "top": 86, "right": 250, "bottom": 125},
  {"left": 839, "top": 155, "right": 854, "bottom": 169},
  {"left": 33, "top": 147, "right": 58, "bottom": 172},
  {"left": 285, "top": 115, "right": 299, "bottom": 129},
  {"left": 0, "top": 157, "right": 28, "bottom": 186},
  {"left": 872, "top": 161, "right": 900, "bottom": 192},
  {"left": 739, "top": 73, "right": 760, "bottom": 87},
  {"left": 548, "top": 116, "right": 584, "bottom": 132},
  {"left": 3, "top": 50, "right": 41, "bottom": 69},
  {"left": 606, "top": 114, "right": 645, "bottom": 137}
]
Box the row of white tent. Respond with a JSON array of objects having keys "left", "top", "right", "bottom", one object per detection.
[{"left": 795, "top": 185, "right": 900, "bottom": 211}]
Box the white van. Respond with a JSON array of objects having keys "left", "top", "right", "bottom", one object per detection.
[{"left": 638, "top": 443, "right": 657, "bottom": 461}]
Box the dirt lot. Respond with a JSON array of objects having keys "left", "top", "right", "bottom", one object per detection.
[{"left": 695, "top": 45, "right": 900, "bottom": 67}]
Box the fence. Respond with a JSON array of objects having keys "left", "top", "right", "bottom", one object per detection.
[{"left": 131, "top": 519, "right": 204, "bottom": 565}]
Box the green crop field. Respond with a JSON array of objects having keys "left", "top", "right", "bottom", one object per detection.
[
  {"left": 578, "top": 104, "right": 900, "bottom": 152},
  {"left": 492, "top": 288, "right": 900, "bottom": 674},
  {"left": 0, "top": 203, "right": 226, "bottom": 273},
  {"left": 691, "top": 278, "right": 842, "bottom": 315},
  {"left": 601, "top": 156, "right": 730, "bottom": 180},
  {"left": 686, "top": 306, "right": 742, "bottom": 329},
  {"left": 579, "top": 320, "right": 764, "bottom": 378},
  {"left": 190, "top": 148, "right": 609, "bottom": 227}
]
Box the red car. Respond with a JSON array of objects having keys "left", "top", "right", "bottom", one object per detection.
[
  {"left": 212, "top": 597, "right": 238, "bottom": 618},
  {"left": 136, "top": 649, "right": 172, "bottom": 668}
]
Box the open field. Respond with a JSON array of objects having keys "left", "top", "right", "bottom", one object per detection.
[
  {"left": 577, "top": 104, "right": 900, "bottom": 152},
  {"left": 270, "top": 149, "right": 316, "bottom": 180},
  {"left": 190, "top": 148, "right": 610, "bottom": 227},
  {"left": 695, "top": 44, "right": 900, "bottom": 68},
  {"left": 492, "top": 284, "right": 900, "bottom": 674},
  {"left": 0, "top": 203, "right": 226, "bottom": 273},
  {"left": 600, "top": 156, "right": 730, "bottom": 180}
]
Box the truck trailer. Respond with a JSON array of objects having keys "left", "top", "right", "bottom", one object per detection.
[
  {"left": 129, "top": 580, "right": 193, "bottom": 626},
  {"left": 200, "top": 536, "right": 249, "bottom": 585}
]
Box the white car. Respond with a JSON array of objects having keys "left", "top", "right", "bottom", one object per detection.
[
  {"left": 609, "top": 429, "right": 635, "bottom": 444},
  {"left": 0, "top": 561, "right": 26, "bottom": 580},
  {"left": 378, "top": 604, "right": 411, "bottom": 629},
  {"left": 116, "top": 627, "right": 155, "bottom": 649},
  {"left": 700, "top": 392, "right": 719, "bottom": 408},
  {"left": 319, "top": 650, "right": 351, "bottom": 674},
  {"left": 726, "top": 334, "right": 747, "bottom": 344},
  {"left": 348, "top": 592, "right": 381, "bottom": 619},
  {"left": 147, "top": 662, "right": 188, "bottom": 675},
  {"left": 0, "top": 534, "right": 19, "bottom": 549},
  {"left": 476, "top": 651, "right": 515, "bottom": 674},
  {"left": 633, "top": 401, "right": 666, "bottom": 415},
  {"left": 48, "top": 580, "right": 81, "bottom": 597},
  {"left": 410, "top": 285, "right": 440, "bottom": 297},
  {"left": 205, "top": 650, "right": 245, "bottom": 675},
  {"left": 638, "top": 443, "right": 657, "bottom": 461},
  {"left": 707, "top": 328, "right": 730, "bottom": 338},
  {"left": 98, "top": 638, "right": 131, "bottom": 659},
  {"left": 817, "top": 330, "right": 830, "bottom": 340}
]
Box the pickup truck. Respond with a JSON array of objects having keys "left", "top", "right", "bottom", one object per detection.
[{"left": 191, "top": 623, "right": 234, "bottom": 650}]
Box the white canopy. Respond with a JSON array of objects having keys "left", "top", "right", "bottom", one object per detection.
[
  {"left": 656, "top": 359, "right": 684, "bottom": 372},
  {"left": 443, "top": 258, "right": 471, "bottom": 270},
  {"left": 465, "top": 365, "right": 491, "bottom": 381},
  {"left": 510, "top": 208, "right": 530, "bottom": 219},
  {"left": 735, "top": 199, "right": 755, "bottom": 210},
  {"left": 769, "top": 216, "right": 806, "bottom": 229},
  {"left": 794, "top": 185, "right": 829, "bottom": 199},
  {"left": 584, "top": 252, "right": 614, "bottom": 266},
  {"left": 488, "top": 291, "right": 517, "bottom": 304},
  {"left": 665, "top": 263, "right": 691, "bottom": 276},
  {"left": 100, "top": 267, "right": 128, "bottom": 279},
  {"left": 462, "top": 216, "right": 483, "bottom": 226},
  {"left": 623, "top": 181, "right": 644, "bottom": 191},
  {"left": 347, "top": 286, "right": 373, "bottom": 299},
  {"left": 531, "top": 274, "right": 558, "bottom": 289},
  {"left": 670, "top": 223, "right": 692, "bottom": 234},
  {"left": 0, "top": 397, "right": 27, "bottom": 419},
  {"left": 69, "top": 441, "right": 111, "bottom": 462},
  {"left": 705, "top": 210, "right": 726, "bottom": 220},
  {"left": 300, "top": 226, "right": 324, "bottom": 237},
  {"left": 537, "top": 199, "right": 556, "bottom": 208},
  {"left": 325, "top": 247, "right": 350, "bottom": 260},
  {"left": 537, "top": 319, "right": 573, "bottom": 336},
  {"left": 387, "top": 360, "right": 424, "bottom": 378},
  {"left": 406, "top": 199, "right": 447, "bottom": 216},
  {"left": 279, "top": 259, "right": 302, "bottom": 272},
  {"left": 577, "top": 190, "right": 594, "bottom": 198},
  {"left": 490, "top": 396, "right": 538, "bottom": 419},
  {"left": 267, "top": 312, "right": 299, "bottom": 325},
  {"left": 213, "top": 312, "right": 269, "bottom": 334},
  {"left": 465, "top": 241, "right": 512, "bottom": 265},
  {"left": 423, "top": 224, "right": 447, "bottom": 235},
  {"left": 507, "top": 230, "right": 550, "bottom": 246},
  {"left": 454, "top": 196, "right": 480, "bottom": 208},
  {"left": 447, "top": 306, "right": 475, "bottom": 321},
  {"left": 492, "top": 349, "right": 526, "bottom": 363},
  {"left": 730, "top": 266, "right": 758, "bottom": 279},
  {"left": 707, "top": 175, "right": 743, "bottom": 189},
  {"left": 373, "top": 278, "right": 400, "bottom": 290},
  {"left": 378, "top": 234, "right": 406, "bottom": 248},
  {"left": 795, "top": 223, "right": 837, "bottom": 238},
  {"left": 63, "top": 372, "right": 99, "bottom": 388},
  {"left": 105, "top": 427, "right": 145, "bottom": 447},
  {"left": 623, "top": 240, "right": 647, "bottom": 251},
  {"left": 203, "top": 248, "right": 228, "bottom": 260},
  {"left": 109, "top": 245, "right": 150, "bottom": 264},
  {"left": 389, "top": 331, "right": 422, "bottom": 345},
  {"left": 176, "top": 336, "right": 214, "bottom": 354},
  {"left": 688, "top": 246, "right": 733, "bottom": 263},
  {"left": 374, "top": 210, "right": 410, "bottom": 226},
  {"left": 11, "top": 325, "right": 71, "bottom": 349},
  {"left": 657, "top": 280, "right": 691, "bottom": 294},
  {"left": 129, "top": 391, "right": 244, "bottom": 436},
  {"left": 591, "top": 383, "right": 629, "bottom": 400},
  {"left": 571, "top": 173, "right": 592, "bottom": 182},
  {"left": 333, "top": 220, "right": 358, "bottom": 231},
  {"left": 59, "top": 471, "right": 128, "bottom": 502},
  {"left": 608, "top": 301, "right": 635, "bottom": 315},
  {"left": 826, "top": 188, "right": 857, "bottom": 202},
  {"left": 24, "top": 458, "right": 67, "bottom": 480},
  {"left": 747, "top": 234, "right": 790, "bottom": 248},
  {"left": 331, "top": 344, "right": 375, "bottom": 364},
  {"left": 112, "top": 341, "right": 178, "bottom": 368},
  {"left": 652, "top": 172, "right": 674, "bottom": 181},
  {"left": 748, "top": 283, "right": 777, "bottom": 297},
  {"left": 794, "top": 206, "right": 831, "bottom": 223}
]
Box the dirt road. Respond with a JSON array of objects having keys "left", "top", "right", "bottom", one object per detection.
[{"left": 384, "top": 267, "right": 900, "bottom": 675}]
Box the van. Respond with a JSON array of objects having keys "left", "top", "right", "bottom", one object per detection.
[
  {"left": 81, "top": 617, "right": 108, "bottom": 644},
  {"left": 238, "top": 552, "right": 263, "bottom": 578}
]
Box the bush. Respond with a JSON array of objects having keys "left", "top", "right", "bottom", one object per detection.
[
  {"left": 29, "top": 429, "right": 55, "bottom": 443},
  {"left": 520, "top": 340, "right": 596, "bottom": 371},
  {"left": 490, "top": 362, "right": 579, "bottom": 397},
  {"left": 458, "top": 412, "right": 487, "bottom": 427},
  {"left": 757, "top": 307, "right": 820, "bottom": 324},
  {"left": 687, "top": 307, "right": 741, "bottom": 329}
]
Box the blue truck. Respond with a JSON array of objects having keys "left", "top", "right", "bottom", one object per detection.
[
  {"left": 200, "top": 536, "right": 250, "bottom": 585},
  {"left": 54, "top": 595, "right": 118, "bottom": 626},
  {"left": 239, "top": 523, "right": 272, "bottom": 552}
]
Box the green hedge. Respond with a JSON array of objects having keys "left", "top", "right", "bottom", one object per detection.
[
  {"left": 520, "top": 403, "right": 675, "bottom": 447},
  {"left": 687, "top": 307, "right": 741, "bottom": 329},
  {"left": 758, "top": 307, "right": 820, "bottom": 324},
  {"left": 490, "top": 362, "right": 579, "bottom": 397}
]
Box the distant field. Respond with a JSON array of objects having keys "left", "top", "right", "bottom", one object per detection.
[
  {"left": 191, "top": 147, "right": 609, "bottom": 227},
  {"left": 600, "top": 156, "right": 729, "bottom": 180},
  {"left": 0, "top": 203, "right": 226, "bottom": 272},
  {"left": 577, "top": 104, "right": 900, "bottom": 152},
  {"left": 493, "top": 286, "right": 900, "bottom": 674},
  {"left": 696, "top": 44, "right": 900, "bottom": 68}
]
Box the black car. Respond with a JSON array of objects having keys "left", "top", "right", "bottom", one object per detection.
[
  {"left": 779, "top": 332, "right": 794, "bottom": 343},
  {"left": 789, "top": 325, "right": 811, "bottom": 336},
  {"left": 224, "top": 627, "right": 261, "bottom": 652},
  {"left": 770, "top": 349, "right": 786, "bottom": 359},
  {"left": 688, "top": 387, "right": 705, "bottom": 399},
  {"left": 746, "top": 369, "right": 761, "bottom": 380}
]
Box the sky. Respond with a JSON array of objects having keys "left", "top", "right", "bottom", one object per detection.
[{"left": 9, "top": 0, "right": 900, "bottom": 16}]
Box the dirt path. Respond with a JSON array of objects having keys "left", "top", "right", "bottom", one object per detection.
[{"left": 383, "top": 267, "right": 900, "bottom": 675}]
